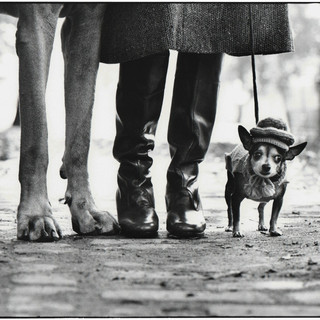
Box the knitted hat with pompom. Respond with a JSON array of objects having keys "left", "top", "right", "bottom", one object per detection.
[{"left": 250, "top": 118, "right": 295, "bottom": 151}]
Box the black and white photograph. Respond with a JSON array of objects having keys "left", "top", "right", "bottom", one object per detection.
[{"left": 0, "top": 1, "right": 319, "bottom": 317}]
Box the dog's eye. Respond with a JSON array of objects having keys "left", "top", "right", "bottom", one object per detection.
[
  {"left": 274, "top": 155, "right": 282, "bottom": 163},
  {"left": 253, "top": 152, "right": 262, "bottom": 161}
]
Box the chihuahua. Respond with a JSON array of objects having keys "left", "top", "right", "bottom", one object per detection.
[{"left": 224, "top": 118, "right": 307, "bottom": 237}]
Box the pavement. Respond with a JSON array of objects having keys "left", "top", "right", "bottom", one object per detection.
[{"left": 0, "top": 128, "right": 320, "bottom": 317}]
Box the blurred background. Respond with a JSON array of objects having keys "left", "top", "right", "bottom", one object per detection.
[{"left": 0, "top": 4, "right": 319, "bottom": 212}]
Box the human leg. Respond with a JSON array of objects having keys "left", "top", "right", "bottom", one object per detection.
[
  {"left": 166, "top": 52, "right": 223, "bottom": 237},
  {"left": 113, "top": 51, "right": 170, "bottom": 237}
]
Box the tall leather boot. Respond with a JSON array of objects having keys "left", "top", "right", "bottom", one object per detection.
[
  {"left": 166, "top": 52, "right": 223, "bottom": 237},
  {"left": 113, "top": 51, "right": 170, "bottom": 237}
]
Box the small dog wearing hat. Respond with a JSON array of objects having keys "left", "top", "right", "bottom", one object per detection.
[{"left": 225, "top": 118, "right": 307, "bottom": 237}]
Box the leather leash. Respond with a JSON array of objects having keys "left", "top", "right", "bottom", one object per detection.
[{"left": 249, "top": 4, "right": 259, "bottom": 124}]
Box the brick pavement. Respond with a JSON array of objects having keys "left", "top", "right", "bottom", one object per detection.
[{"left": 0, "top": 134, "right": 320, "bottom": 317}]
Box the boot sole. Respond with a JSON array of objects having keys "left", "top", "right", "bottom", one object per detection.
[
  {"left": 167, "top": 231, "right": 205, "bottom": 239},
  {"left": 120, "top": 229, "right": 159, "bottom": 239}
]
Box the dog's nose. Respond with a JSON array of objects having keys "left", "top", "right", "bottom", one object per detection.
[{"left": 262, "top": 164, "right": 271, "bottom": 173}]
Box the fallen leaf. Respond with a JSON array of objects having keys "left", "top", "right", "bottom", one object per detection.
[
  {"left": 308, "top": 258, "right": 318, "bottom": 266},
  {"left": 186, "top": 293, "right": 195, "bottom": 297},
  {"left": 266, "top": 269, "right": 277, "bottom": 274},
  {"left": 212, "top": 271, "right": 245, "bottom": 280},
  {"left": 219, "top": 245, "right": 232, "bottom": 249},
  {"left": 291, "top": 253, "right": 305, "bottom": 257},
  {"left": 280, "top": 254, "right": 291, "bottom": 260}
]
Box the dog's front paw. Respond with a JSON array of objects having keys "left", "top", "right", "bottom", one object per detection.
[
  {"left": 65, "top": 193, "right": 120, "bottom": 236},
  {"left": 17, "top": 203, "right": 62, "bottom": 241},
  {"left": 269, "top": 229, "right": 282, "bottom": 237},
  {"left": 71, "top": 209, "right": 120, "bottom": 236},
  {"left": 258, "top": 224, "right": 268, "bottom": 231},
  {"left": 225, "top": 226, "right": 233, "bottom": 232},
  {"left": 233, "top": 231, "right": 244, "bottom": 238}
]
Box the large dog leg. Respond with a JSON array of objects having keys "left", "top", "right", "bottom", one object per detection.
[
  {"left": 61, "top": 4, "right": 119, "bottom": 235},
  {"left": 16, "top": 4, "right": 63, "bottom": 241}
]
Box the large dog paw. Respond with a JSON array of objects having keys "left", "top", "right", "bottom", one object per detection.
[
  {"left": 258, "top": 224, "right": 268, "bottom": 231},
  {"left": 17, "top": 204, "right": 62, "bottom": 241},
  {"left": 269, "top": 229, "right": 282, "bottom": 237},
  {"left": 233, "top": 231, "right": 244, "bottom": 238},
  {"left": 65, "top": 194, "right": 120, "bottom": 235},
  {"left": 71, "top": 210, "right": 120, "bottom": 236}
]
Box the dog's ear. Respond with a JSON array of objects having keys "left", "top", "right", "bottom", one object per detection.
[
  {"left": 285, "top": 142, "right": 307, "bottom": 160},
  {"left": 238, "top": 125, "right": 252, "bottom": 151}
]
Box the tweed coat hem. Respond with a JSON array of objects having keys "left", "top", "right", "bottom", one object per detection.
[{"left": 100, "top": 3, "right": 293, "bottom": 64}]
